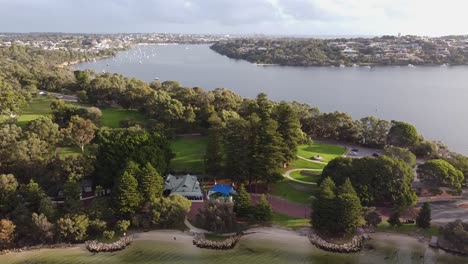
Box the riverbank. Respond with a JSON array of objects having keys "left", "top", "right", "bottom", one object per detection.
[{"left": 56, "top": 55, "right": 115, "bottom": 68}]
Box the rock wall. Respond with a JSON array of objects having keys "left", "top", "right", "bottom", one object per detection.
[
  {"left": 85, "top": 236, "right": 133, "bottom": 253},
  {"left": 308, "top": 232, "right": 364, "bottom": 253},
  {"left": 192, "top": 235, "right": 242, "bottom": 250}
]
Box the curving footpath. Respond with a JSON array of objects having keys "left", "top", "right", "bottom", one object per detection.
[
  {"left": 296, "top": 155, "right": 328, "bottom": 165},
  {"left": 283, "top": 168, "right": 322, "bottom": 185}
]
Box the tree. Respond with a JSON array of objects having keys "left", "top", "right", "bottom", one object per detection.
[
  {"left": 65, "top": 116, "right": 97, "bottom": 152},
  {"left": 204, "top": 113, "right": 224, "bottom": 177},
  {"left": 335, "top": 178, "right": 362, "bottom": 234},
  {"left": 195, "top": 201, "right": 237, "bottom": 234},
  {"left": 360, "top": 116, "right": 391, "bottom": 148},
  {"left": 443, "top": 154, "right": 468, "bottom": 185},
  {"left": 384, "top": 145, "right": 417, "bottom": 167},
  {"left": 24, "top": 117, "right": 61, "bottom": 146},
  {"left": 234, "top": 184, "right": 251, "bottom": 217},
  {"left": 272, "top": 102, "right": 303, "bottom": 163},
  {"left": 150, "top": 195, "right": 191, "bottom": 228},
  {"left": 0, "top": 79, "right": 26, "bottom": 119},
  {"left": 254, "top": 195, "right": 273, "bottom": 223},
  {"left": 417, "top": 159, "right": 464, "bottom": 194},
  {"left": 312, "top": 177, "right": 338, "bottom": 234},
  {"left": 0, "top": 174, "right": 18, "bottom": 215},
  {"left": 388, "top": 211, "right": 402, "bottom": 226},
  {"left": 0, "top": 219, "right": 15, "bottom": 249},
  {"left": 139, "top": 163, "right": 163, "bottom": 203},
  {"left": 364, "top": 211, "right": 382, "bottom": 227},
  {"left": 387, "top": 121, "right": 419, "bottom": 148},
  {"left": 416, "top": 202, "right": 431, "bottom": 229},
  {"left": 113, "top": 167, "right": 141, "bottom": 216},
  {"left": 63, "top": 180, "right": 82, "bottom": 214},
  {"left": 57, "top": 214, "right": 89, "bottom": 242},
  {"left": 0, "top": 124, "right": 22, "bottom": 170},
  {"left": 31, "top": 213, "right": 54, "bottom": 243},
  {"left": 223, "top": 117, "right": 251, "bottom": 183}
]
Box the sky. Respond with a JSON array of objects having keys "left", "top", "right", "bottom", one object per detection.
[{"left": 1, "top": 0, "right": 468, "bottom": 36}]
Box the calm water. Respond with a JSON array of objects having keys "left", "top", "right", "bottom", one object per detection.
[
  {"left": 2, "top": 235, "right": 466, "bottom": 264},
  {"left": 75, "top": 44, "right": 468, "bottom": 155}
]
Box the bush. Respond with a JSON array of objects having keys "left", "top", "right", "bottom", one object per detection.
[
  {"left": 88, "top": 219, "right": 107, "bottom": 236},
  {"left": 364, "top": 211, "right": 382, "bottom": 227},
  {"left": 254, "top": 195, "right": 273, "bottom": 223},
  {"left": 116, "top": 220, "right": 131, "bottom": 234},
  {"left": 103, "top": 230, "right": 115, "bottom": 240},
  {"left": 388, "top": 211, "right": 402, "bottom": 227},
  {"left": 195, "top": 201, "right": 237, "bottom": 234}
]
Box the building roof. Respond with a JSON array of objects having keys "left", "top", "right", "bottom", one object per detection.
[
  {"left": 209, "top": 184, "right": 237, "bottom": 196},
  {"left": 164, "top": 174, "right": 202, "bottom": 196}
]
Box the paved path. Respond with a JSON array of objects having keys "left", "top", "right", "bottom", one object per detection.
[
  {"left": 283, "top": 169, "right": 321, "bottom": 185},
  {"left": 296, "top": 155, "right": 328, "bottom": 165},
  {"left": 184, "top": 217, "right": 211, "bottom": 233}
]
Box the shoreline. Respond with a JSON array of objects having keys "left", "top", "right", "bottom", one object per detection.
[{"left": 0, "top": 227, "right": 450, "bottom": 256}]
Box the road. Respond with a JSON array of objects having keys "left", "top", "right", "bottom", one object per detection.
[
  {"left": 428, "top": 189, "right": 468, "bottom": 224},
  {"left": 39, "top": 90, "right": 78, "bottom": 102}
]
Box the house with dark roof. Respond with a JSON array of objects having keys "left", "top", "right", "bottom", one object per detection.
[{"left": 164, "top": 174, "right": 204, "bottom": 202}]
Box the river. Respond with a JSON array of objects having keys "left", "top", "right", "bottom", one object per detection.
[
  {"left": 74, "top": 44, "right": 468, "bottom": 155},
  {"left": 1, "top": 230, "right": 466, "bottom": 264}
]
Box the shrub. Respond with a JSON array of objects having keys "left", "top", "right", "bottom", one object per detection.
[
  {"left": 103, "top": 230, "right": 115, "bottom": 240},
  {"left": 388, "top": 211, "right": 402, "bottom": 227},
  {"left": 88, "top": 219, "right": 107, "bottom": 236},
  {"left": 364, "top": 211, "right": 382, "bottom": 227},
  {"left": 116, "top": 220, "right": 130, "bottom": 234}
]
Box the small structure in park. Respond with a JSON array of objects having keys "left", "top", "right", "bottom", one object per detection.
[
  {"left": 207, "top": 184, "right": 237, "bottom": 202},
  {"left": 164, "top": 174, "right": 204, "bottom": 202}
]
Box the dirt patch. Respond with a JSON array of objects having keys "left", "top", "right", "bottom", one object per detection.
[{"left": 457, "top": 203, "right": 468, "bottom": 209}]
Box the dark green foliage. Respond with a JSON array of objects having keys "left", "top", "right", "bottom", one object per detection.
[
  {"left": 440, "top": 220, "right": 468, "bottom": 251},
  {"left": 139, "top": 163, "right": 164, "bottom": 203},
  {"left": 417, "top": 159, "right": 464, "bottom": 194},
  {"left": 442, "top": 154, "right": 468, "bottom": 185},
  {"left": 204, "top": 113, "right": 224, "bottom": 177},
  {"left": 94, "top": 128, "right": 173, "bottom": 187},
  {"left": 88, "top": 219, "right": 107, "bottom": 236},
  {"left": 335, "top": 179, "right": 362, "bottom": 234},
  {"left": 312, "top": 177, "right": 337, "bottom": 233},
  {"left": 113, "top": 165, "right": 142, "bottom": 216},
  {"left": 254, "top": 195, "right": 273, "bottom": 223},
  {"left": 234, "top": 184, "right": 252, "bottom": 217},
  {"left": 416, "top": 202, "right": 431, "bottom": 229},
  {"left": 63, "top": 180, "right": 82, "bottom": 214},
  {"left": 387, "top": 121, "right": 420, "bottom": 148},
  {"left": 272, "top": 102, "right": 303, "bottom": 163},
  {"left": 388, "top": 211, "right": 402, "bottom": 226},
  {"left": 56, "top": 214, "right": 89, "bottom": 243},
  {"left": 360, "top": 116, "right": 391, "bottom": 148},
  {"left": 384, "top": 145, "right": 417, "bottom": 167},
  {"left": 364, "top": 211, "right": 382, "bottom": 227},
  {"left": 150, "top": 195, "right": 191, "bottom": 228},
  {"left": 322, "top": 156, "right": 417, "bottom": 210},
  {"left": 195, "top": 201, "right": 238, "bottom": 234},
  {"left": 0, "top": 174, "right": 18, "bottom": 216}
]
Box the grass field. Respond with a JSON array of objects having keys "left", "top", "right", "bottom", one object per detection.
[
  {"left": 377, "top": 222, "right": 440, "bottom": 238},
  {"left": 271, "top": 212, "right": 311, "bottom": 229},
  {"left": 289, "top": 170, "right": 321, "bottom": 183},
  {"left": 170, "top": 136, "right": 208, "bottom": 173},
  {"left": 2, "top": 97, "right": 147, "bottom": 129},
  {"left": 284, "top": 158, "right": 326, "bottom": 172},
  {"left": 271, "top": 179, "right": 317, "bottom": 204},
  {"left": 297, "top": 142, "right": 346, "bottom": 162}
]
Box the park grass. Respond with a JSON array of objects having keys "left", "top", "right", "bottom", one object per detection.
[
  {"left": 11, "top": 97, "right": 55, "bottom": 127},
  {"left": 297, "top": 142, "right": 346, "bottom": 162},
  {"left": 100, "top": 107, "right": 147, "bottom": 128},
  {"left": 289, "top": 170, "right": 321, "bottom": 183},
  {"left": 271, "top": 212, "right": 311, "bottom": 229},
  {"left": 271, "top": 179, "right": 316, "bottom": 204},
  {"left": 284, "top": 158, "right": 326, "bottom": 173},
  {"left": 170, "top": 136, "right": 208, "bottom": 173},
  {"left": 377, "top": 221, "right": 440, "bottom": 238}
]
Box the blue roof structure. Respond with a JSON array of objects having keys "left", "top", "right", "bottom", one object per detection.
[{"left": 209, "top": 184, "right": 234, "bottom": 195}]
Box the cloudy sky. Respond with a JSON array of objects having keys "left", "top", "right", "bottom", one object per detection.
[{"left": 1, "top": 0, "right": 467, "bottom": 36}]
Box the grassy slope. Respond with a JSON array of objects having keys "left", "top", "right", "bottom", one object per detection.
[
  {"left": 289, "top": 170, "right": 320, "bottom": 183},
  {"left": 296, "top": 142, "right": 346, "bottom": 162},
  {"left": 272, "top": 212, "right": 311, "bottom": 229},
  {"left": 100, "top": 107, "right": 146, "bottom": 128},
  {"left": 170, "top": 136, "right": 208, "bottom": 173},
  {"left": 271, "top": 179, "right": 317, "bottom": 204}
]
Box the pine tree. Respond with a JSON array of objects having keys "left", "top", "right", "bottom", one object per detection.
[
  {"left": 312, "top": 177, "right": 338, "bottom": 233},
  {"left": 272, "top": 102, "right": 302, "bottom": 163},
  {"left": 254, "top": 194, "right": 273, "bottom": 223},
  {"left": 205, "top": 114, "right": 224, "bottom": 178},
  {"left": 336, "top": 178, "right": 362, "bottom": 234},
  {"left": 140, "top": 163, "right": 163, "bottom": 203},
  {"left": 235, "top": 184, "right": 251, "bottom": 217},
  {"left": 113, "top": 169, "right": 141, "bottom": 216},
  {"left": 416, "top": 202, "right": 431, "bottom": 229}
]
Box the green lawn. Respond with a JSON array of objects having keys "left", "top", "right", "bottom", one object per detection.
[
  {"left": 285, "top": 158, "right": 326, "bottom": 172},
  {"left": 10, "top": 97, "right": 54, "bottom": 126},
  {"left": 297, "top": 142, "right": 346, "bottom": 162},
  {"left": 289, "top": 170, "right": 321, "bottom": 183},
  {"left": 170, "top": 136, "right": 208, "bottom": 173},
  {"left": 271, "top": 179, "right": 316, "bottom": 204},
  {"left": 377, "top": 222, "right": 440, "bottom": 238},
  {"left": 271, "top": 212, "right": 311, "bottom": 229},
  {"left": 100, "top": 107, "right": 147, "bottom": 128}
]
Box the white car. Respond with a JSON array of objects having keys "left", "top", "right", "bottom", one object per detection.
[{"left": 349, "top": 151, "right": 358, "bottom": 156}]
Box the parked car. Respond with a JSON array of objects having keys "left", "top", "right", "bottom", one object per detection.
[
  {"left": 351, "top": 148, "right": 359, "bottom": 152},
  {"left": 349, "top": 151, "right": 358, "bottom": 156},
  {"left": 372, "top": 153, "right": 379, "bottom": 157}
]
